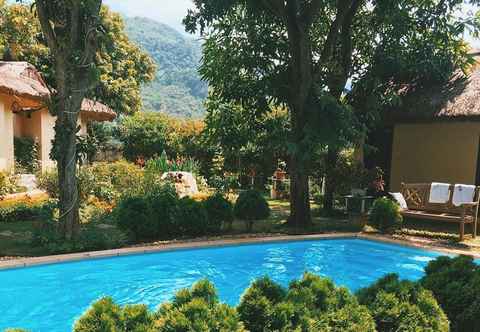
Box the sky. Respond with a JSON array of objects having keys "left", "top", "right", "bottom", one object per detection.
[{"left": 105, "top": 0, "right": 480, "bottom": 46}]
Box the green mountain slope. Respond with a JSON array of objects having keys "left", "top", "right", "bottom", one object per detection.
[{"left": 124, "top": 16, "right": 207, "bottom": 118}]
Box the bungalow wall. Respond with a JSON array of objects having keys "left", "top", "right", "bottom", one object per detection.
[
  {"left": 0, "top": 98, "right": 14, "bottom": 172},
  {"left": 390, "top": 122, "right": 480, "bottom": 191}
]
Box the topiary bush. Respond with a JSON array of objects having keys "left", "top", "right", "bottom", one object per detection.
[
  {"left": 176, "top": 197, "right": 209, "bottom": 236},
  {"left": 368, "top": 197, "right": 403, "bottom": 233},
  {"left": 115, "top": 183, "right": 179, "bottom": 241},
  {"left": 357, "top": 273, "right": 449, "bottom": 332},
  {"left": 238, "top": 273, "right": 376, "bottom": 332},
  {"left": 204, "top": 192, "right": 234, "bottom": 231},
  {"left": 234, "top": 190, "right": 270, "bottom": 231},
  {"left": 421, "top": 255, "right": 480, "bottom": 332},
  {"left": 74, "top": 297, "right": 154, "bottom": 332},
  {"left": 156, "top": 279, "right": 245, "bottom": 332}
]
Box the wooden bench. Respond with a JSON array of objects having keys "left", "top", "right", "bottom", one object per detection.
[{"left": 400, "top": 183, "right": 480, "bottom": 241}]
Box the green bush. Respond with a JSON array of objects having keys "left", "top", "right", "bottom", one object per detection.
[
  {"left": 421, "top": 255, "right": 480, "bottom": 332},
  {"left": 145, "top": 151, "right": 200, "bottom": 175},
  {"left": 203, "top": 192, "right": 234, "bottom": 231},
  {"left": 238, "top": 273, "right": 376, "bottom": 332},
  {"left": 0, "top": 172, "right": 18, "bottom": 198},
  {"left": 234, "top": 190, "right": 270, "bottom": 231},
  {"left": 368, "top": 198, "right": 403, "bottom": 233},
  {"left": 115, "top": 184, "right": 179, "bottom": 241},
  {"left": 74, "top": 297, "right": 154, "bottom": 332},
  {"left": 117, "top": 112, "right": 170, "bottom": 161},
  {"left": 0, "top": 199, "right": 56, "bottom": 223},
  {"left": 37, "top": 161, "right": 144, "bottom": 204},
  {"left": 14, "top": 136, "right": 39, "bottom": 173},
  {"left": 177, "top": 197, "right": 210, "bottom": 236},
  {"left": 156, "top": 279, "right": 245, "bottom": 332},
  {"left": 357, "top": 274, "right": 449, "bottom": 332}
]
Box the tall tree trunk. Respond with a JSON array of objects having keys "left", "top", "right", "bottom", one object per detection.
[
  {"left": 288, "top": 109, "right": 312, "bottom": 228},
  {"left": 285, "top": 0, "right": 314, "bottom": 228},
  {"left": 324, "top": 147, "right": 339, "bottom": 213}
]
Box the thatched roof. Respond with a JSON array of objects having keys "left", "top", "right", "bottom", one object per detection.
[
  {"left": 81, "top": 99, "right": 116, "bottom": 121},
  {"left": 0, "top": 62, "right": 50, "bottom": 102},
  {"left": 0, "top": 61, "right": 116, "bottom": 121},
  {"left": 389, "top": 56, "right": 480, "bottom": 123}
]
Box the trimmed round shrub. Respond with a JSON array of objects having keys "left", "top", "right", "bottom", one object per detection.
[
  {"left": 234, "top": 190, "right": 270, "bottom": 231},
  {"left": 368, "top": 197, "right": 403, "bottom": 233},
  {"left": 238, "top": 273, "right": 376, "bottom": 332},
  {"left": 176, "top": 197, "right": 209, "bottom": 236},
  {"left": 156, "top": 279, "right": 245, "bottom": 332},
  {"left": 421, "top": 255, "right": 480, "bottom": 332},
  {"left": 74, "top": 297, "right": 153, "bottom": 332},
  {"left": 204, "top": 192, "right": 234, "bottom": 231},
  {"left": 357, "top": 274, "right": 449, "bottom": 332},
  {"left": 115, "top": 184, "right": 179, "bottom": 240}
]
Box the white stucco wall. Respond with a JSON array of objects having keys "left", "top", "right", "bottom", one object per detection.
[{"left": 0, "top": 99, "right": 15, "bottom": 172}]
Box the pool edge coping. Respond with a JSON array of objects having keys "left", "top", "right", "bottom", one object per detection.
[{"left": 1, "top": 232, "right": 479, "bottom": 270}]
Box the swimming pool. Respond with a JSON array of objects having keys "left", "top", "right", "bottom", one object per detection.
[{"left": 0, "top": 238, "right": 443, "bottom": 331}]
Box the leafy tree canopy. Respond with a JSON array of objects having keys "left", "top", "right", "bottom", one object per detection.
[{"left": 0, "top": 2, "right": 156, "bottom": 115}]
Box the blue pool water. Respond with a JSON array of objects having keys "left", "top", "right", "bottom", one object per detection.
[{"left": 0, "top": 238, "right": 443, "bottom": 331}]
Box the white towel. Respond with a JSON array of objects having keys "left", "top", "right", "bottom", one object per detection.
[
  {"left": 429, "top": 182, "right": 451, "bottom": 204},
  {"left": 390, "top": 192, "right": 408, "bottom": 210},
  {"left": 452, "top": 184, "right": 476, "bottom": 207}
]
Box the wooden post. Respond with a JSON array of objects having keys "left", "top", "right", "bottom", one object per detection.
[{"left": 460, "top": 221, "right": 465, "bottom": 241}]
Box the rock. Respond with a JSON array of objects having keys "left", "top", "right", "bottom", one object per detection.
[
  {"left": 0, "top": 231, "right": 14, "bottom": 237},
  {"left": 161, "top": 172, "right": 199, "bottom": 198}
]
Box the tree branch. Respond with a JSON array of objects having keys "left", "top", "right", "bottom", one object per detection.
[
  {"left": 70, "top": 1, "right": 80, "bottom": 50},
  {"left": 35, "top": 0, "right": 57, "bottom": 53},
  {"left": 303, "top": 0, "right": 324, "bottom": 26},
  {"left": 260, "top": 0, "right": 287, "bottom": 19},
  {"left": 320, "top": 0, "right": 352, "bottom": 64}
]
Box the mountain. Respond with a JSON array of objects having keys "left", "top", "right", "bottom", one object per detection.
[{"left": 124, "top": 17, "right": 207, "bottom": 118}]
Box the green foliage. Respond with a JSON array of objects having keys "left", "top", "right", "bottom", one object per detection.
[
  {"left": 421, "top": 255, "right": 480, "bottom": 332},
  {"left": 74, "top": 297, "right": 154, "bottom": 332},
  {"left": 368, "top": 198, "right": 403, "bottom": 233},
  {"left": 14, "top": 137, "right": 39, "bottom": 174},
  {"left": 204, "top": 192, "right": 234, "bottom": 231},
  {"left": 145, "top": 151, "right": 200, "bottom": 175},
  {"left": 156, "top": 279, "right": 245, "bottom": 331},
  {"left": 0, "top": 199, "right": 56, "bottom": 223},
  {"left": 115, "top": 183, "right": 179, "bottom": 241},
  {"left": 117, "top": 112, "right": 170, "bottom": 161},
  {"left": 37, "top": 161, "right": 144, "bottom": 204},
  {"left": 238, "top": 273, "right": 376, "bottom": 332},
  {"left": 234, "top": 190, "right": 270, "bottom": 223},
  {"left": 357, "top": 274, "right": 449, "bottom": 332},
  {"left": 124, "top": 16, "right": 207, "bottom": 118},
  {"left": 176, "top": 197, "right": 210, "bottom": 236},
  {"left": 0, "top": 172, "right": 18, "bottom": 198},
  {"left": 32, "top": 215, "right": 127, "bottom": 254},
  {"left": 0, "top": 3, "right": 155, "bottom": 115},
  {"left": 203, "top": 100, "right": 289, "bottom": 182}
]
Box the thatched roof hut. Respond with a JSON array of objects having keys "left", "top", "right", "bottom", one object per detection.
[
  {"left": 389, "top": 53, "right": 480, "bottom": 122},
  {"left": 0, "top": 61, "right": 116, "bottom": 121}
]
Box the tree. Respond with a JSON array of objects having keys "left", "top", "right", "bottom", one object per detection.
[
  {"left": 185, "top": 1, "right": 360, "bottom": 227},
  {"left": 203, "top": 97, "right": 289, "bottom": 184},
  {"left": 33, "top": 0, "right": 103, "bottom": 239},
  {"left": 186, "top": 0, "right": 480, "bottom": 224},
  {"left": 2, "top": 1, "right": 155, "bottom": 239},
  {"left": 0, "top": 3, "right": 156, "bottom": 115}
]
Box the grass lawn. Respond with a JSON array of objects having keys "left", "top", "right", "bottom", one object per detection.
[{"left": 1, "top": 198, "right": 480, "bottom": 259}]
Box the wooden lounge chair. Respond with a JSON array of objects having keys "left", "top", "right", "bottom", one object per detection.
[{"left": 400, "top": 183, "right": 480, "bottom": 241}]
